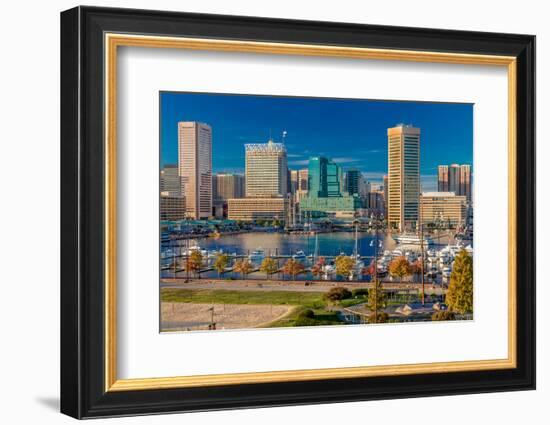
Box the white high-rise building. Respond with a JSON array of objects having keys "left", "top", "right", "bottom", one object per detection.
[
  {"left": 178, "top": 121, "right": 212, "bottom": 219},
  {"left": 245, "top": 140, "right": 288, "bottom": 197}
]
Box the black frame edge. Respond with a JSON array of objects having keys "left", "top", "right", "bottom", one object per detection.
[{"left": 60, "top": 6, "right": 82, "bottom": 419}]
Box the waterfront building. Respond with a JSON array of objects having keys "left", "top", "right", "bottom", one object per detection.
[
  {"left": 212, "top": 202, "right": 226, "bottom": 219},
  {"left": 437, "top": 163, "right": 472, "bottom": 202},
  {"left": 300, "top": 156, "right": 362, "bottom": 217},
  {"left": 345, "top": 169, "right": 370, "bottom": 204},
  {"left": 420, "top": 192, "right": 467, "bottom": 228},
  {"left": 160, "top": 192, "right": 186, "bottom": 221},
  {"left": 245, "top": 140, "right": 288, "bottom": 197},
  {"left": 387, "top": 124, "right": 421, "bottom": 231},
  {"left": 212, "top": 173, "right": 245, "bottom": 218},
  {"left": 368, "top": 191, "right": 385, "bottom": 214},
  {"left": 160, "top": 164, "right": 181, "bottom": 196},
  {"left": 213, "top": 173, "right": 245, "bottom": 201},
  {"left": 227, "top": 197, "right": 288, "bottom": 221},
  {"left": 178, "top": 121, "right": 212, "bottom": 219}
]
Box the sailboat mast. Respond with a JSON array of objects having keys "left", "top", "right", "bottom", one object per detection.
[{"left": 354, "top": 222, "right": 359, "bottom": 258}]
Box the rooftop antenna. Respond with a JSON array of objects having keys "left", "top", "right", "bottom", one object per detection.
[{"left": 282, "top": 130, "right": 287, "bottom": 143}]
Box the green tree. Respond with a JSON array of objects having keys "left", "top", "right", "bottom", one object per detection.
[
  {"left": 431, "top": 310, "right": 456, "bottom": 321},
  {"left": 389, "top": 256, "right": 412, "bottom": 282},
  {"left": 282, "top": 258, "right": 305, "bottom": 281},
  {"left": 259, "top": 257, "right": 278, "bottom": 279},
  {"left": 213, "top": 253, "right": 229, "bottom": 278},
  {"left": 186, "top": 250, "right": 204, "bottom": 278},
  {"left": 233, "top": 259, "right": 253, "bottom": 280},
  {"left": 335, "top": 255, "right": 356, "bottom": 280},
  {"left": 368, "top": 311, "right": 389, "bottom": 324},
  {"left": 366, "top": 280, "right": 387, "bottom": 312},
  {"left": 445, "top": 249, "right": 473, "bottom": 314}
]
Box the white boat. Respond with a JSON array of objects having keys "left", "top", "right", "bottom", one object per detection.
[
  {"left": 292, "top": 250, "right": 306, "bottom": 260},
  {"left": 321, "top": 264, "right": 335, "bottom": 280},
  {"left": 248, "top": 249, "right": 265, "bottom": 263},
  {"left": 393, "top": 233, "right": 433, "bottom": 246},
  {"left": 161, "top": 249, "right": 174, "bottom": 259},
  {"left": 185, "top": 245, "right": 208, "bottom": 257},
  {"left": 207, "top": 249, "right": 223, "bottom": 258},
  {"left": 392, "top": 249, "right": 403, "bottom": 257}
]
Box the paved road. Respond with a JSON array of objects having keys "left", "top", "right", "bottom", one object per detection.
[{"left": 160, "top": 278, "right": 446, "bottom": 294}]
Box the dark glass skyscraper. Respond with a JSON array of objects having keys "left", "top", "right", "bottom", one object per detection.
[
  {"left": 345, "top": 169, "right": 361, "bottom": 196},
  {"left": 307, "top": 156, "right": 344, "bottom": 198},
  {"left": 301, "top": 156, "right": 361, "bottom": 216}
]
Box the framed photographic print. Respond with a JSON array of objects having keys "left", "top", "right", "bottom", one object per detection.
[{"left": 60, "top": 6, "right": 536, "bottom": 419}]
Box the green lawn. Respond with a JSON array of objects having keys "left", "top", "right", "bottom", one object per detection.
[{"left": 161, "top": 288, "right": 327, "bottom": 309}]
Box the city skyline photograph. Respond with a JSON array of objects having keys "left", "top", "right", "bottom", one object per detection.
[{"left": 159, "top": 91, "right": 474, "bottom": 333}]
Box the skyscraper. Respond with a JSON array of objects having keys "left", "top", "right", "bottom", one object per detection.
[
  {"left": 387, "top": 124, "right": 420, "bottom": 231},
  {"left": 300, "top": 156, "right": 361, "bottom": 217},
  {"left": 308, "top": 156, "right": 344, "bottom": 198},
  {"left": 245, "top": 140, "right": 288, "bottom": 197},
  {"left": 178, "top": 121, "right": 212, "bottom": 219},
  {"left": 290, "top": 169, "right": 309, "bottom": 203},
  {"left": 459, "top": 164, "right": 472, "bottom": 202},
  {"left": 212, "top": 173, "right": 245, "bottom": 218},
  {"left": 448, "top": 164, "right": 461, "bottom": 194},
  {"left": 213, "top": 173, "right": 245, "bottom": 201},
  {"left": 437, "top": 163, "right": 472, "bottom": 202},
  {"left": 345, "top": 169, "right": 361, "bottom": 196},
  {"left": 437, "top": 165, "right": 449, "bottom": 192}
]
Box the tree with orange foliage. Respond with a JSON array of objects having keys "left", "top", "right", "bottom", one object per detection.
[{"left": 388, "top": 256, "right": 412, "bottom": 282}]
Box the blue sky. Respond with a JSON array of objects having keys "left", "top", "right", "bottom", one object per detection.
[{"left": 160, "top": 92, "right": 473, "bottom": 191}]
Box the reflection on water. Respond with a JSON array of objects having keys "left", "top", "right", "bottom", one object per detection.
[{"left": 196, "top": 232, "right": 395, "bottom": 257}]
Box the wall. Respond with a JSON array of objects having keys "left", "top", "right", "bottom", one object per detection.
[{"left": 0, "top": 0, "right": 545, "bottom": 424}]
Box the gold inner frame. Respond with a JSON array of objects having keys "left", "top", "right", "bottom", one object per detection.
[{"left": 104, "top": 33, "right": 517, "bottom": 392}]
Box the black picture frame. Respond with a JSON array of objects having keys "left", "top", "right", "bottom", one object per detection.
[{"left": 61, "top": 5, "right": 535, "bottom": 419}]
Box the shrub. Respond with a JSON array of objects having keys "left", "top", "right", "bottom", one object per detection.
[
  {"left": 323, "top": 287, "right": 352, "bottom": 302},
  {"left": 431, "top": 310, "right": 456, "bottom": 321},
  {"left": 297, "top": 309, "right": 315, "bottom": 319},
  {"left": 352, "top": 288, "right": 369, "bottom": 298},
  {"left": 293, "top": 317, "right": 318, "bottom": 327}
]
